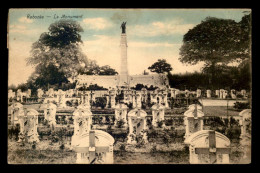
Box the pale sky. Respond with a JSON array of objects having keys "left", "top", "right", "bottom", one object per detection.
[{"left": 8, "top": 8, "right": 250, "bottom": 86}]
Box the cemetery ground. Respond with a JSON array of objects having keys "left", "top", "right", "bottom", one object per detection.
[{"left": 8, "top": 102, "right": 247, "bottom": 164}]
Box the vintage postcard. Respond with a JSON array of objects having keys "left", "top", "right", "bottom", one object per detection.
[{"left": 8, "top": 8, "right": 251, "bottom": 164}]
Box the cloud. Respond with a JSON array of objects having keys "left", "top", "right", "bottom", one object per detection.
[
  {"left": 82, "top": 18, "right": 113, "bottom": 30},
  {"left": 18, "top": 17, "right": 33, "bottom": 23},
  {"left": 9, "top": 24, "right": 45, "bottom": 37},
  {"left": 130, "top": 18, "right": 195, "bottom": 37}
]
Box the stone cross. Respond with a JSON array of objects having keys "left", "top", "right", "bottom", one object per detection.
[
  {"left": 114, "top": 103, "right": 128, "bottom": 127},
  {"left": 150, "top": 91, "right": 158, "bottom": 103},
  {"left": 151, "top": 104, "right": 165, "bottom": 128},
  {"left": 206, "top": 90, "right": 211, "bottom": 98},
  {"left": 26, "top": 89, "right": 31, "bottom": 98},
  {"left": 223, "top": 90, "right": 228, "bottom": 99},
  {"left": 141, "top": 88, "right": 148, "bottom": 103},
  {"left": 127, "top": 108, "right": 148, "bottom": 144},
  {"left": 18, "top": 108, "right": 39, "bottom": 143},
  {"left": 72, "top": 130, "right": 114, "bottom": 164},
  {"left": 184, "top": 104, "right": 204, "bottom": 139},
  {"left": 184, "top": 130, "right": 231, "bottom": 164},
  {"left": 185, "top": 90, "right": 190, "bottom": 98},
  {"left": 16, "top": 89, "right": 24, "bottom": 102},
  {"left": 162, "top": 90, "right": 169, "bottom": 107},
  {"left": 44, "top": 102, "right": 57, "bottom": 127}
]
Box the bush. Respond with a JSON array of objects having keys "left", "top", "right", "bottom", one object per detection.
[{"left": 95, "top": 97, "right": 107, "bottom": 108}]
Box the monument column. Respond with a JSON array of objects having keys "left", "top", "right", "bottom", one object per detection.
[{"left": 119, "top": 22, "right": 129, "bottom": 86}]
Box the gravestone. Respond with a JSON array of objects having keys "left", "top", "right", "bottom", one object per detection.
[
  {"left": 196, "top": 89, "right": 201, "bottom": 98},
  {"left": 136, "top": 91, "right": 142, "bottom": 108},
  {"left": 127, "top": 108, "right": 148, "bottom": 144},
  {"left": 157, "top": 93, "right": 163, "bottom": 105},
  {"left": 44, "top": 102, "right": 57, "bottom": 127},
  {"left": 72, "top": 130, "right": 114, "bottom": 164},
  {"left": 151, "top": 104, "right": 165, "bottom": 128},
  {"left": 57, "top": 89, "right": 67, "bottom": 108},
  {"left": 81, "top": 91, "right": 91, "bottom": 107},
  {"left": 150, "top": 91, "right": 158, "bottom": 103},
  {"left": 239, "top": 109, "right": 251, "bottom": 139},
  {"left": 223, "top": 90, "right": 228, "bottom": 99},
  {"left": 141, "top": 88, "right": 148, "bottom": 103},
  {"left": 184, "top": 130, "right": 231, "bottom": 164},
  {"left": 170, "top": 88, "right": 177, "bottom": 98},
  {"left": 26, "top": 89, "right": 31, "bottom": 98},
  {"left": 162, "top": 90, "right": 169, "bottom": 108},
  {"left": 185, "top": 90, "right": 190, "bottom": 98},
  {"left": 206, "top": 90, "right": 211, "bottom": 98},
  {"left": 219, "top": 89, "right": 224, "bottom": 99},
  {"left": 47, "top": 88, "right": 54, "bottom": 97},
  {"left": 114, "top": 103, "right": 128, "bottom": 128},
  {"left": 184, "top": 104, "right": 204, "bottom": 139},
  {"left": 215, "top": 90, "right": 220, "bottom": 98},
  {"left": 8, "top": 89, "right": 15, "bottom": 100},
  {"left": 231, "top": 89, "right": 236, "bottom": 99},
  {"left": 71, "top": 107, "right": 93, "bottom": 147},
  {"left": 18, "top": 108, "right": 39, "bottom": 143},
  {"left": 10, "top": 102, "right": 23, "bottom": 126},
  {"left": 37, "top": 89, "right": 44, "bottom": 98},
  {"left": 16, "top": 89, "right": 24, "bottom": 102},
  {"left": 239, "top": 109, "right": 251, "bottom": 163},
  {"left": 241, "top": 90, "right": 247, "bottom": 99}
]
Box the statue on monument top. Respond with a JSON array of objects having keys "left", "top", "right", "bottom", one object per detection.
[{"left": 121, "top": 21, "right": 127, "bottom": 34}]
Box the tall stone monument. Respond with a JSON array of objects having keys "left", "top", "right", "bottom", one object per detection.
[{"left": 119, "top": 21, "right": 129, "bottom": 86}]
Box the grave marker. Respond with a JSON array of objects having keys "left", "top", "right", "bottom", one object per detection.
[
  {"left": 184, "top": 130, "right": 231, "bottom": 164},
  {"left": 151, "top": 104, "right": 165, "bottom": 128}
]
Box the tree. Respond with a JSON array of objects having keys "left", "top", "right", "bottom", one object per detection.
[
  {"left": 26, "top": 19, "right": 88, "bottom": 81},
  {"left": 179, "top": 16, "right": 251, "bottom": 85},
  {"left": 148, "top": 59, "right": 173, "bottom": 74},
  {"left": 78, "top": 61, "right": 118, "bottom": 75}
]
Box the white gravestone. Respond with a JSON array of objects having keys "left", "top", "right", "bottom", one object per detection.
[
  {"left": 241, "top": 90, "right": 247, "bottom": 99},
  {"left": 185, "top": 90, "right": 190, "bottom": 98},
  {"left": 114, "top": 104, "right": 128, "bottom": 128},
  {"left": 26, "top": 89, "right": 31, "bottom": 98},
  {"left": 141, "top": 88, "right": 148, "bottom": 103},
  {"left": 151, "top": 104, "right": 165, "bottom": 128},
  {"left": 162, "top": 90, "right": 169, "bottom": 108},
  {"left": 71, "top": 107, "right": 93, "bottom": 147},
  {"left": 231, "top": 89, "right": 236, "bottom": 99},
  {"left": 184, "top": 130, "right": 231, "bottom": 164},
  {"left": 239, "top": 109, "right": 251, "bottom": 163},
  {"left": 206, "top": 90, "right": 211, "bottom": 98},
  {"left": 81, "top": 91, "right": 91, "bottom": 107},
  {"left": 47, "top": 88, "right": 54, "bottom": 97},
  {"left": 219, "top": 89, "right": 224, "bottom": 99},
  {"left": 44, "top": 102, "right": 57, "bottom": 127},
  {"left": 72, "top": 130, "right": 114, "bottom": 164},
  {"left": 18, "top": 108, "right": 40, "bottom": 143},
  {"left": 157, "top": 93, "right": 163, "bottom": 105},
  {"left": 127, "top": 108, "right": 148, "bottom": 144},
  {"left": 196, "top": 89, "right": 202, "bottom": 98},
  {"left": 239, "top": 109, "right": 251, "bottom": 139},
  {"left": 37, "top": 89, "right": 44, "bottom": 98},
  {"left": 16, "top": 89, "right": 24, "bottom": 102},
  {"left": 57, "top": 89, "right": 67, "bottom": 108},
  {"left": 105, "top": 94, "right": 110, "bottom": 108},
  {"left": 223, "top": 90, "right": 228, "bottom": 99},
  {"left": 132, "top": 93, "right": 137, "bottom": 108},
  {"left": 150, "top": 91, "right": 158, "bottom": 103},
  {"left": 170, "top": 88, "right": 177, "bottom": 98},
  {"left": 8, "top": 89, "right": 15, "bottom": 100},
  {"left": 10, "top": 102, "right": 23, "bottom": 126},
  {"left": 215, "top": 90, "right": 220, "bottom": 98},
  {"left": 136, "top": 91, "right": 142, "bottom": 108},
  {"left": 184, "top": 104, "right": 204, "bottom": 139}
]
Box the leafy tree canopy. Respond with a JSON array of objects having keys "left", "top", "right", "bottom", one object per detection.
[
  {"left": 180, "top": 15, "right": 251, "bottom": 68},
  {"left": 148, "top": 59, "right": 173, "bottom": 74},
  {"left": 26, "top": 19, "right": 88, "bottom": 80}
]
